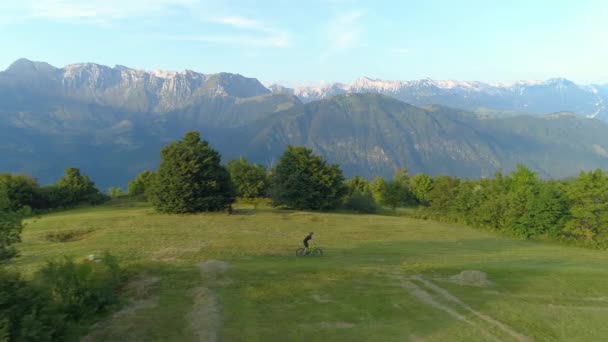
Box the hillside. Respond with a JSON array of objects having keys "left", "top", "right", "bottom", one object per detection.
[
  {"left": 243, "top": 94, "right": 608, "bottom": 178},
  {"left": 3, "top": 60, "right": 608, "bottom": 187},
  {"left": 15, "top": 202, "right": 608, "bottom": 341}
]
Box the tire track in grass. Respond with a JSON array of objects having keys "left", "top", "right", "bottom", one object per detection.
[
  {"left": 412, "top": 275, "right": 532, "bottom": 342},
  {"left": 398, "top": 278, "right": 502, "bottom": 342}
]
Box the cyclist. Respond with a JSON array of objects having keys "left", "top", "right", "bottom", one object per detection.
[{"left": 303, "top": 232, "right": 314, "bottom": 255}]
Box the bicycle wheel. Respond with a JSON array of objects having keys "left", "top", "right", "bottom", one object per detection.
[
  {"left": 311, "top": 248, "right": 323, "bottom": 257},
  {"left": 296, "top": 248, "right": 306, "bottom": 257}
]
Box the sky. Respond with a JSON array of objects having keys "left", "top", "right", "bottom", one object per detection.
[{"left": 1, "top": 0, "right": 607, "bottom": 86}]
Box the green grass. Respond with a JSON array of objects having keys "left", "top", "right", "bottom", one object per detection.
[{"left": 12, "top": 200, "right": 608, "bottom": 341}]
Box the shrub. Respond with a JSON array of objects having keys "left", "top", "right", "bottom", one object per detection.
[
  {"left": 0, "top": 211, "right": 22, "bottom": 263},
  {"left": 34, "top": 253, "right": 123, "bottom": 321},
  {"left": 343, "top": 190, "right": 378, "bottom": 213},
  {"left": 0, "top": 270, "right": 67, "bottom": 342}
]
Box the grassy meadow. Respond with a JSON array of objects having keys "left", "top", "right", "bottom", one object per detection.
[{"left": 11, "top": 200, "right": 608, "bottom": 341}]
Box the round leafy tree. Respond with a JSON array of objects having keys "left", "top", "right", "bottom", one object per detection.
[
  {"left": 269, "top": 146, "right": 345, "bottom": 210},
  {"left": 148, "top": 131, "right": 235, "bottom": 213}
]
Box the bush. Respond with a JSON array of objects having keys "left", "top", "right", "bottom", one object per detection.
[
  {"left": 343, "top": 190, "right": 378, "bottom": 213},
  {"left": 34, "top": 253, "right": 123, "bottom": 321},
  {"left": 0, "top": 211, "right": 22, "bottom": 263},
  {"left": 0, "top": 270, "right": 67, "bottom": 342}
]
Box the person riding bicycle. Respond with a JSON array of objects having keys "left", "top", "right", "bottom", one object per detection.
[{"left": 303, "top": 232, "right": 314, "bottom": 255}]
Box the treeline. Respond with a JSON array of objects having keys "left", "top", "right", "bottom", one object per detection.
[
  {"left": 413, "top": 166, "right": 608, "bottom": 247},
  {"left": 0, "top": 167, "right": 106, "bottom": 214},
  {"left": 119, "top": 131, "right": 608, "bottom": 247}
]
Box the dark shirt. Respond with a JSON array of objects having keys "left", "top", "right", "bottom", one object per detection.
[{"left": 303, "top": 234, "right": 313, "bottom": 243}]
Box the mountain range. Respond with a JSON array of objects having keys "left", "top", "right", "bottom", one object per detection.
[
  {"left": 271, "top": 77, "right": 608, "bottom": 121},
  {"left": 2, "top": 58, "right": 608, "bottom": 189}
]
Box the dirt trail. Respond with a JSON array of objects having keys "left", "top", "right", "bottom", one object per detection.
[
  {"left": 82, "top": 274, "right": 160, "bottom": 341},
  {"left": 187, "top": 260, "right": 231, "bottom": 342}
]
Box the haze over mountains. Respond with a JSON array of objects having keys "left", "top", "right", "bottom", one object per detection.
[
  {"left": 2, "top": 58, "right": 608, "bottom": 188},
  {"left": 271, "top": 77, "right": 608, "bottom": 120}
]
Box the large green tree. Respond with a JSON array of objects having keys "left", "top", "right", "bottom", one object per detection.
[
  {"left": 226, "top": 157, "right": 269, "bottom": 200},
  {"left": 147, "top": 132, "right": 235, "bottom": 213},
  {"left": 269, "top": 146, "right": 345, "bottom": 210},
  {"left": 56, "top": 168, "right": 104, "bottom": 206}
]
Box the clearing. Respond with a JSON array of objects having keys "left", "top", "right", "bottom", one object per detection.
[{"left": 12, "top": 201, "right": 608, "bottom": 341}]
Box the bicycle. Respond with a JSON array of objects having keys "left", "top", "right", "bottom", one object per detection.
[{"left": 296, "top": 246, "right": 323, "bottom": 257}]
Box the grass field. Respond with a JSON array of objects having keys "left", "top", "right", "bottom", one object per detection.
[{"left": 11, "top": 200, "right": 608, "bottom": 341}]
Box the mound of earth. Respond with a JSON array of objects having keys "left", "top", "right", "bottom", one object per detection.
[{"left": 449, "top": 270, "right": 492, "bottom": 287}]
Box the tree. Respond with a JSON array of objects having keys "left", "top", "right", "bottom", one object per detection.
[
  {"left": 381, "top": 181, "right": 407, "bottom": 210},
  {"left": 369, "top": 176, "right": 388, "bottom": 204},
  {"left": 108, "top": 187, "right": 124, "bottom": 198},
  {"left": 0, "top": 174, "right": 38, "bottom": 212},
  {"left": 392, "top": 169, "right": 416, "bottom": 205},
  {"left": 127, "top": 171, "right": 154, "bottom": 197},
  {"left": 57, "top": 168, "right": 105, "bottom": 206},
  {"left": 345, "top": 176, "right": 369, "bottom": 196},
  {"left": 147, "top": 131, "right": 235, "bottom": 213},
  {"left": 409, "top": 173, "right": 433, "bottom": 204},
  {"left": 565, "top": 170, "right": 608, "bottom": 240},
  {"left": 226, "top": 157, "right": 269, "bottom": 200},
  {"left": 269, "top": 146, "right": 345, "bottom": 210}
]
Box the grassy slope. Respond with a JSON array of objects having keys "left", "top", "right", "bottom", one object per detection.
[{"left": 12, "top": 201, "right": 608, "bottom": 341}]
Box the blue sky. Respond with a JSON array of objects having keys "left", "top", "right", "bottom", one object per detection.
[{"left": 1, "top": 0, "right": 607, "bottom": 86}]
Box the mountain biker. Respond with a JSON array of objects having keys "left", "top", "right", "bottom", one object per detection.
[{"left": 303, "top": 232, "right": 314, "bottom": 254}]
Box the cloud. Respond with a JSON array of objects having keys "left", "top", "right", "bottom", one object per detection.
[
  {"left": 155, "top": 32, "right": 291, "bottom": 48},
  {"left": 15, "top": 0, "right": 196, "bottom": 21},
  {"left": 205, "top": 14, "right": 293, "bottom": 47},
  {"left": 320, "top": 9, "right": 365, "bottom": 61},
  {"left": 4, "top": 1, "right": 292, "bottom": 48}
]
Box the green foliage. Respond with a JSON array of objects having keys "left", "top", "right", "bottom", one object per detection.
[
  {"left": 269, "top": 146, "right": 346, "bottom": 210},
  {"left": 0, "top": 270, "right": 66, "bottom": 342},
  {"left": 56, "top": 168, "right": 106, "bottom": 207},
  {"left": 345, "top": 176, "right": 369, "bottom": 196},
  {"left": 0, "top": 174, "right": 38, "bottom": 212},
  {"left": 108, "top": 187, "right": 125, "bottom": 198},
  {"left": 127, "top": 171, "right": 154, "bottom": 198},
  {"left": 425, "top": 176, "right": 461, "bottom": 215},
  {"left": 147, "top": 131, "right": 235, "bottom": 213},
  {"left": 0, "top": 211, "right": 22, "bottom": 263},
  {"left": 35, "top": 254, "right": 123, "bottom": 321},
  {"left": 227, "top": 157, "right": 269, "bottom": 199},
  {"left": 343, "top": 190, "right": 378, "bottom": 213},
  {"left": 0, "top": 253, "right": 123, "bottom": 341},
  {"left": 565, "top": 170, "right": 608, "bottom": 240},
  {"left": 368, "top": 177, "right": 388, "bottom": 204},
  {"left": 409, "top": 173, "right": 433, "bottom": 203}
]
